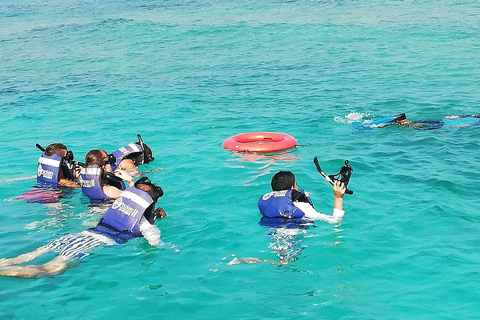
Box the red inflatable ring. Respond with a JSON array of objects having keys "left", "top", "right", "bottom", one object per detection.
[{"left": 222, "top": 132, "right": 297, "bottom": 153}]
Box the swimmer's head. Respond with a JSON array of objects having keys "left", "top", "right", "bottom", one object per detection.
[
  {"left": 85, "top": 149, "right": 111, "bottom": 169},
  {"left": 392, "top": 113, "right": 409, "bottom": 125},
  {"left": 135, "top": 177, "right": 163, "bottom": 202},
  {"left": 45, "top": 143, "right": 68, "bottom": 157},
  {"left": 271, "top": 171, "right": 296, "bottom": 191}
]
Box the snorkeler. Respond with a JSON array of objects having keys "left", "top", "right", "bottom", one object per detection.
[
  {"left": 78, "top": 149, "right": 135, "bottom": 203},
  {"left": 352, "top": 113, "right": 480, "bottom": 130},
  {"left": 0, "top": 177, "right": 166, "bottom": 279},
  {"left": 36, "top": 143, "right": 80, "bottom": 188},
  {"left": 258, "top": 171, "right": 347, "bottom": 228},
  {"left": 230, "top": 168, "right": 348, "bottom": 266},
  {"left": 400, "top": 113, "right": 480, "bottom": 130},
  {"left": 109, "top": 134, "right": 155, "bottom": 176}
]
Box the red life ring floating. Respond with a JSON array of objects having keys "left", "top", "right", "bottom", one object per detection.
[{"left": 222, "top": 132, "right": 297, "bottom": 153}]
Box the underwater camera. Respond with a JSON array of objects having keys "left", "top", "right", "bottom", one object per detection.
[{"left": 313, "top": 157, "right": 353, "bottom": 195}]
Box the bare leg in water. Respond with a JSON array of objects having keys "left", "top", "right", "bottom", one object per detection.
[{"left": 0, "top": 246, "right": 74, "bottom": 279}]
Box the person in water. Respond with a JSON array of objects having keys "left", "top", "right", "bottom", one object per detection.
[
  {"left": 109, "top": 135, "right": 155, "bottom": 176},
  {"left": 229, "top": 171, "right": 346, "bottom": 266},
  {"left": 37, "top": 143, "right": 80, "bottom": 188},
  {"left": 353, "top": 113, "right": 480, "bottom": 130},
  {"left": 0, "top": 177, "right": 166, "bottom": 279},
  {"left": 79, "top": 149, "right": 135, "bottom": 203},
  {"left": 397, "top": 113, "right": 480, "bottom": 130},
  {"left": 258, "top": 171, "right": 346, "bottom": 227}
]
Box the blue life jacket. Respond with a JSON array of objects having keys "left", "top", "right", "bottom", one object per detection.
[
  {"left": 111, "top": 143, "right": 145, "bottom": 171},
  {"left": 258, "top": 189, "right": 314, "bottom": 228},
  {"left": 97, "top": 187, "right": 154, "bottom": 237},
  {"left": 79, "top": 165, "right": 126, "bottom": 203},
  {"left": 37, "top": 153, "right": 63, "bottom": 188}
]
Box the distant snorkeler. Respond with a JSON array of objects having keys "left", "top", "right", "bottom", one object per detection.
[{"left": 352, "top": 113, "right": 480, "bottom": 130}]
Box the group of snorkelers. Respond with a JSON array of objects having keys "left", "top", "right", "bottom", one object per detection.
[
  {"left": 36, "top": 134, "right": 155, "bottom": 203},
  {"left": 1, "top": 134, "right": 351, "bottom": 278},
  {"left": 0, "top": 135, "right": 166, "bottom": 278},
  {"left": 3, "top": 111, "right": 477, "bottom": 277}
]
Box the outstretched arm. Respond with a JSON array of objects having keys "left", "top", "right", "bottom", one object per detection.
[
  {"left": 58, "top": 179, "right": 80, "bottom": 188},
  {"left": 293, "top": 181, "right": 346, "bottom": 224}
]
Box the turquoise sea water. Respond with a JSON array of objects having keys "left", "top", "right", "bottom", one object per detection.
[{"left": 1, "top": 0, "right": 480, "bottom": 319}]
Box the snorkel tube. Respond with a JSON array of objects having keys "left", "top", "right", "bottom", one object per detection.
[
  {"left": 36, "top": 143, "right": 46, "bottom": 152},
  {"left": 137, "top": 134, "right": 155, "bottom": 164},
  {"left": 313, "top": 157, "right": 353, "bottom": 195}
]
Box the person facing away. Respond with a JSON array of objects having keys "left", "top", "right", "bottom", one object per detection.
[
  {"left": 0, "top": 177, "right": 167, "bottom": 279},
  {"left": 37, "top": 143, "right": 80, "bottom": 188},
  {"left": 79, "top": 149, "right": 135, "bottom": 203},
  {"left": 228, "top": 171, "right": 347, "bottom": 266},
  {"left": 258, "top": 171, "right": 346, "bottom": 228}
]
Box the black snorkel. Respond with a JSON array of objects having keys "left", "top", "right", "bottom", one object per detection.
[
  {"left": 36, "top": 143, "right": 46, "bottom": 152},
  {"left": 136, "top": 134, "right": 155, "bottom": 165},
  {"left": 313, "top": 157, "right": 353, "bottom": 195}
]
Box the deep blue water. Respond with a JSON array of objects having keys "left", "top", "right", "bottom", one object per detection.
[{"left": 1, "top": 1, "right": 479, "bottom": 319}]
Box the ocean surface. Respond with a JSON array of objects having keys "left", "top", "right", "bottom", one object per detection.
[{"left": 1, "top": 0, "right": 479, "bottom": 319}]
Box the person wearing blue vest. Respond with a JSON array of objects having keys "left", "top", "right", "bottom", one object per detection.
[
  {"left": 229, "top": 171, "right": 347, "bottom": 266},
  {"left": 79, "top": 149, "right": 135, "bottom": 203},
  {"left": 110, "top": 134, "right": 155, "bottom": 176},
  {"left": 0, "top": 177, "right": 166, "bottom": 279},
  {"left": 258, "top": 171, "right": 346, "bottom": 228},
  {"left": 37, "top": 143, "right": 79, "bottom": 188}
]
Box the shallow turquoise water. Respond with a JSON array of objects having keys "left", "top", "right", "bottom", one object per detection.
[{"left": 1, "top": 0, "right": 480, "bottom": 319}]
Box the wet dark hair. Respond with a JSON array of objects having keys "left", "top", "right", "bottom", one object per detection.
[
  {"left": 271, "top": 171, "right": 296, "bottom": 191},
  {"left": 85, "top": 149, "right": 107, "bottom": 167},
  {"left": 45, "top": 143, "right": 67, "bottom": 156},
  {"left": 135, "top": 177, "right": 163, "bottom": 201}
]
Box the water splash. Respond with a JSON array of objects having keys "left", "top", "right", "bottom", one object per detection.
[{"left": 334, "top": 112, "right": 371, "bottom": 124}]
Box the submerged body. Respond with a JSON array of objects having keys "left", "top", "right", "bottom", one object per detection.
[{"left": 352, "top": 113, "right": 480, "bottom": 130}]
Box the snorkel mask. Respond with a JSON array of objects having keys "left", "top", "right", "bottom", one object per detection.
[
  {"left": 330, "top": 160, "right": 352, "bottom": 187},
  {"left": 64, "top": 150, "right": 74, "bottom": 162},
  {"left": 106, "top": 153, "right": 117, "bottom": 166},
  {"left": 313, "top": 157, "right": 354, "bottom": 195},
  {"left": 134, "top": 176, "right": 163, "bottom": 201},
  {"left": 135, "top": 134, "right": 155, "bottom": 165}
]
